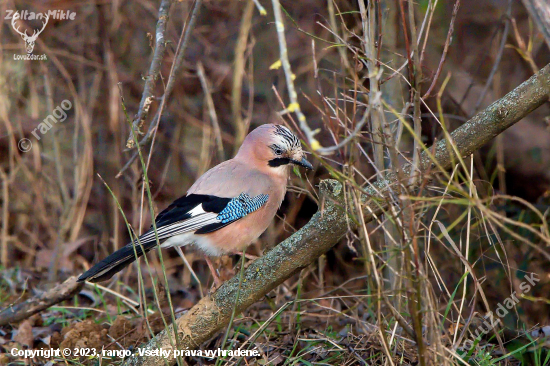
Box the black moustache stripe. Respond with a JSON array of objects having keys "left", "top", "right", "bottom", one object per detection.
[{"left": 268, "top": 157, "right": 291, "bottom": 167}]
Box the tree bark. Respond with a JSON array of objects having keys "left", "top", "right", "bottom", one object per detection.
[
  {"left": 123, "top": 63, "right": 550, "bottom": 366},
  {"left": 0, "top": 277, "right": 84, "bottom": 326}
]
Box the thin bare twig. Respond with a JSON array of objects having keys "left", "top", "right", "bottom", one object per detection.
[
  {"left": 232, "top": 0, "right": 255, "bottom": 152},
  {"left": 315, "top": 106, "right": 371, "bottom": 153},
  {"left": 422, "top": 0, "right": 461, "bottom": 99},
  {"left": 399, "top": 0, "right": 414, "bottom": 85},
  {"left": 408, "top": 0, "right": 424, "bottom": 186},
  {"left": 126, "top": 0, "right": 173, "bottom": 148},
  {"left": 252, "top": 0, "right": 267, "bottom": 16},
  {"left": 270, "top": 0, "right": 320, "bottom": 150},
  {"left": 117, "top": 0, "right": 203, "bottom": 178},
  {"left": 473, "top": 0, "right": 512, "bottom": 113},
  {"left": 197, "top": 62, "right": 225, "bottom": 161},
  {"left": 520, "top": 0, "right": 550, "bottom": 49}
]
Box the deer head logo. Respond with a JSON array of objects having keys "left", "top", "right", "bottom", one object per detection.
[{"left": 11, "top": 12, "right": 49, "bottom": 54}]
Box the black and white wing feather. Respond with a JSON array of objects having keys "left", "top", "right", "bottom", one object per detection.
[
  {"left": 77, "top": 192, "right": 268, "bottom": 283},
  {"left": 138, "top": 193, "right": 269, "bottom": 241}
]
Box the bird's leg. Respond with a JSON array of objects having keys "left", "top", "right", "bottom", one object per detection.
[
  {"left": 232, "top": 251, "right": 259, "bottom": 260},
  {"left": 174, "top": 246, "right": 203, "bottom": 298},
  {"left": 204, "top": 257, "right": 223, "bottom": 288}
]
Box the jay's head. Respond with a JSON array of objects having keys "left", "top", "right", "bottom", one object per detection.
[{"left": 236, "top": 124, "right": 313, "bottom": 174}]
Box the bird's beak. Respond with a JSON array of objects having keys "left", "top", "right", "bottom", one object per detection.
[{"left": 291, "top": 156, "right": 313, "bottom": 170}]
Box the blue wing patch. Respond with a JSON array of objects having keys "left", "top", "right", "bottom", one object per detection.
[{"left": 216, "top": 193, "right": 269, "bottom": 223}]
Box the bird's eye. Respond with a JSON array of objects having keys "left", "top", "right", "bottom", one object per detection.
[{"left": 273, "top": 147, "right": 284, "bottom": 155}]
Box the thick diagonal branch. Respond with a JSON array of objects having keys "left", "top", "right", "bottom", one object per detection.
[{"left": 123, "top": 63, "right": 550, "bottom": 366}]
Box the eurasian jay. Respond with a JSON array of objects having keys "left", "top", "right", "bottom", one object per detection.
[{"left": 77, "top": 124, "right": 313, "bottom": 284}]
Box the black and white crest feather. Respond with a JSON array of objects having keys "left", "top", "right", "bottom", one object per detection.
[{"left": 272, "top": 125, "right": 301, "bottom": 151}]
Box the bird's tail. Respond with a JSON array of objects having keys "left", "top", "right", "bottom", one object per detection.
[{"left": 77, "top": 241, "right": 157, "bottom": 283}]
